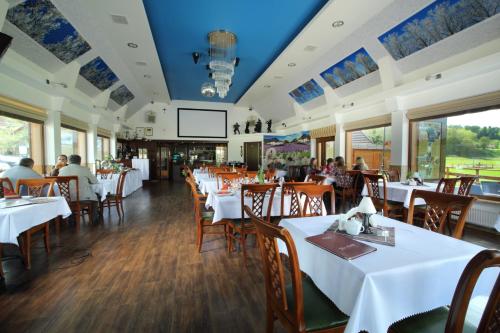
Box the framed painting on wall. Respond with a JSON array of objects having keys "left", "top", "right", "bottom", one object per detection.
[
  {"left": 145, "top": 127, "right": 153, "bottom": 136},
  {"left": 136, "top": 127, "right": 145, "bottom": 137}
]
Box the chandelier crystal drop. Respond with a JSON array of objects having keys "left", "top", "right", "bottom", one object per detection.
[
  {"left": 201, "top": 82, "right": 216, "bottom": 97},
  {"left": 207, "top": 30, "right": 237, "bottom": 99}
]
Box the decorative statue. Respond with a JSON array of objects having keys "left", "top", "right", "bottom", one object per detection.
[
  {"left": 233, "top": 122, "right": 241, "bottom": 135},
  {"left": 254, "top": 119, "right": 262, "bottom": 133},
  {"left": 244, "top": 121, "right": 250, "bottom": 134},
  {"left": 266, "top": 119, "right": 272, "bottom": 133}
]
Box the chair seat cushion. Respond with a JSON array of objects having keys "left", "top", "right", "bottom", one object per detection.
[
  {"left": 389, "top": 307, "right": 477, "bottom": 333},
  {"left": 201, "top": 210, "right": 215, "bottom": 221},
  {"left": 286, "top": 275, "right": 348, "bottom": 331}
]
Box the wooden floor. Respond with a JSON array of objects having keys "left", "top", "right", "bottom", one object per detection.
[{"left": 0, "top": 181, "right": 498, "bottom": 332}]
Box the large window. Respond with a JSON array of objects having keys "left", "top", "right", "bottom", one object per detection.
[
  {"left": 0, "top": 115, "right": 44, "bottom": 174},
  {"left": 61, "top": 126, "right": 87, "bottom": 165},
  {"left": 96, "top": 135, "right": 110, "bottom": 160},
  {"left": 316, "top": 137, "right": 335, "bottom": 166},
  {"left": 410, "top": 109, "right": 499, "bottom": 197},
  {"left": 346, "top": 125, "right": 391, "bottom": 170}
]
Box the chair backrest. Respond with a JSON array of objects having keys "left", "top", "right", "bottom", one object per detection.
[
  {"left": 307, "top": 175, "right": 326, "bottom": 185},
  {"left": 245, "top": 205, "right": 306, "bottom": 331},
  {"left": 363, "top": 173, "right": 386, "bottom": 200},
  {"left": 240, "top": 183, "right": 278, "bottom": 223},
  {"left": 457, "top": 176, "right": 477, "bottom": 196},
  {"left": 436, "top": 177, "right": 458, "bottom": 194},
  {"left": 245, "top": 171, "right": 258, "bottom": 179},
  {"left": 45, "top": 176, "right": 79, "bottom": 203},
  {"left": 383, "top": 168, "right": 400, "bottom": 182},
  {"left": 407, "top": 190, "right": 475, "bottom": 239},
  {"left": 96, "top": 169, "right": 114, "bottom": 179},
  {"left": 265, "top": 169, "right": 277, "bottom": 181},
  {"left": 280, "top": 182, "right": 311, "bottom": 218},
  {"left": 364, "top": 169, "right": 379, "bottom": 175},
  {"left": 16, "top": 178, "right": 55, "bottom": 197},
  {"left": 116, "top": 171, "right": 128, "bottom": 197},
  {"left": 291, "top": 183, "right": 335, "bottom": 216},
  {"left": 216, "top": 172, "right": 240, "bottom": 189},
  {"left": 446, "top": 249, "right": 500, "bottom": 333},
  {"left": 0, "top": 177, "right": 14, "bottom": 198}
]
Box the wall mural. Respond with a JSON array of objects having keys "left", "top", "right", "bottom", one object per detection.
[
  {"left": 379, "top": 0, "right": 500, "bottom": 60},
  {"left": 79, "top": 57, "right": 119, "bottom": 91},
  {"left": 320, "top": 48, "right": 378, "bottom": 90},
  {"left": 264, "top": 131, "right": 311, "bottom": 169},
  {"left": 289, "top": 79, "right": 324, "bottom": 104},
  {"left": 110, "top": 85, "right": 134, "bottom": 106},
  {"left": 7, "top": 0, "right": 91, "bottom": 64}
]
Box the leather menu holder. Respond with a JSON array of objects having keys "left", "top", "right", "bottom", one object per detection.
[{"left": 306, "top": 231, "right": 377, "bottom": 260}]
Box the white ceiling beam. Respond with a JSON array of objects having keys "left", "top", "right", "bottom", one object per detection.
[
  {"left": 93, "top": 89, "right": 111, "bottom": 111},
  {"left": 0, "top": 0, "right": 9, "bottom": 30},
  {"left": 52, "top": 60, "right": 81, "bottom": 90},
  {"left": 376, "top": 56, "right": 403, "bottom": 90}
]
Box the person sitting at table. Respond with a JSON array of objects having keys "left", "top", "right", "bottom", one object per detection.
[
  {"left": 332, "top": 156, "right": 346, "bottom": 176},
  {"left": 50, "top": 154, "right": 68, "bottom": 176},
  {"left": 353, "top": 156, "right": 368, "bottom": 171},
  {"left": 322, "top": 158, "right": 335, "bottom": 175},
  {"left": 306, "top": 157, "right": 321, "bottom": 177},
  {"left": 0, "top": 158, "right": 42, "bottom": 194},
  {"left": 59, "top": 155, "right": 99, "bottom": 201}
]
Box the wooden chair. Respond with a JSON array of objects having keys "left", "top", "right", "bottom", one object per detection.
[
  {"left": 96, "top": 169, "right": 114, "bottom": 179},
  {"left": 291, "top": 184, "right": 335, "bottom": 216},
  {"left": 364, "top": 169, "right": 379, "bottom": 175},
  {"left": 383, "top": 168, "right": 400, "bottom": 182},
  {"left": 245, "top": 171, "right": 258, "bottom": 179},
  {"left": 15, "top": 179, "right": 55, "bottom": 269},
  {"left": 407, "top": 190, "right": 475, "bottom": 239},
  {"left": 306, "top": 175, "right": 326, "bottom": 184},
  {"left": 280, "top": 182, "right": 311, "bottom": 219},
  {"left": 436, "top": 177, "right": 458, "bottom": 194},
  {"left": 227, "top": 183, "right": 278, "bottom": 266},
  {"left": 245, "top": 205, "right": 349, "bottom": 333},
  {"left": 0, "top": 177, "right": 14, "bottom": 198},
  {"left": 104, "top": 171, "right": 127, "bottom": 219},
  {"left": 265, "top": 169, "right": 277, "bottom": 181},
  {"left": 388, "top": 249, "right": 500, "bottom": 333},
  {"left": 187, "top": 178, "right": 226, "bottom": 253},
  {"left": 362, "top": 173, "right": 404, "bottom": 218},
  {"left": 216, "top": 172, "right": 241, "bottom": 190},
  {"left": 334, "top": 170, "right": 359, "bottom": 213},
  {"left": 457, "top": 176, "right": 477, "bottom": 196}
]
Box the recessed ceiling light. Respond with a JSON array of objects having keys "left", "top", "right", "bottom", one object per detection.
[
  {"left": 144, "top": 74, "right": 152, "bottom": 79},
  {"left": 288, "top": 62, "right": 296, "bottom": 67},
  {"left": 110, "top": 14, "right": 128, "bottom": 25},
  {"left": 264, "top": 85, "right": 271, "bottom": 88},
  {"left": 304, "top": 45, "right": 317, "bottom": 52},
  {"left": 135, "top": 61, "right": 147, "bottom": 66},
  {"left": 127, "top": 42, "right": 138, "bottom": 48},
  {"left": 332, "top": 20, "right": 344, "bottom": 28},
  {"left": 274, "top": 75, "right": 283, "bottom": 79}
]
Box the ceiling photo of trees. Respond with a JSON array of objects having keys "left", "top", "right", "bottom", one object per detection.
[
  {"left": 320, "top": 48, "right": 379, "bottom": 90},
  {"left": 110, "top": 85, "right": 135, "bottom": 106},
  {"left": 79, "top": 57, "right": 119, "bottom": 91},
  {"left": 379, "top": 0, "right": 500, "bottom": 60},
  {"left": 288, "top": 79, "right": 324, "bottom": 104}
]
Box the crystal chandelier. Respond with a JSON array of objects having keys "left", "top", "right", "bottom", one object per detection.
[
  {"left": 201, "top": 82, "right": 216, "bottom": 97},
  {"left": 207, "top": 30, "right": 237, "bottom": 99}
]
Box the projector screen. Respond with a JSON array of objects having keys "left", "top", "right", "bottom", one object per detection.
[{"left": 177, "top": 108, "right": 227, "bottom": 138}]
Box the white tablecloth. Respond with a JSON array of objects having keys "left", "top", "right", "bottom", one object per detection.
[
  {"left": 132, "top": 159, "right": 149, "bottom": 180},
  {"left": 0, "top": 197, "right": 72, "bottom": 245},
  {"left": 278, "top": 214, "right": 498, "bottom": 333},
  {"left": 97, "top": 169, "right": 142, "bottom": 197},
  {"left": 361, "top": 181, "right": 437, "bottom": 207}
]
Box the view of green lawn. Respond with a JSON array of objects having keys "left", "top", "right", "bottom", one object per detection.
[{"left": 446, "top": 156, "right": 500, "bottom": 179}]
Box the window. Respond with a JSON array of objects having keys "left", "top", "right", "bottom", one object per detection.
[
  {"left": 0, "top": 115, "right": 44, "bottom": 174},
  {"left": 315, "top": 136, "right": 335, "bottom": 166},
  {"left": 96, "top": 135, "right": 110, "bottom": 160},
  {"left": 346, "top": 125, "right": 391, "bottom": 170},
  {"left": 410, "top": 109, "right": 499, "bottom": 197},
  {"left": 61, "top": 127, "right": 87, "bottom": 165}
]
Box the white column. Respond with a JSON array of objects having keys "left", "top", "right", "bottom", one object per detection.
[
  {"left": 87, "top": 114, "right": 100, "bottom": 171},
  {"left": 45, "top": 109, "right": 62, "bottom": 166},
  {"left": 334, "top": 114, "right": 345, "bottom": 158},
  {"left": 111, "top": 123, "right": 121, "bottom": 159},
  {"left": 389, "top": 101, "right": 409, "bottom": 179},
  {"left": 310, "top": 139, "right": 316, "bottom": 158}
]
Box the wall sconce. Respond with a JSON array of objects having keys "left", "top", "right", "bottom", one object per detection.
[{"left": 240, "top": 146, "right": 243, "bottom": 157}]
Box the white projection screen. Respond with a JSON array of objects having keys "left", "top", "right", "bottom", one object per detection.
[{"left": 177, "top": 108, "right": 227, "bottom": 138}]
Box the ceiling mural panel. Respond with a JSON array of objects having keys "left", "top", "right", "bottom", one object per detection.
[
  {"left": 378, "top": 0, "right": 500, "bottom": 60},
  {"left": 79, "top": 57, "right": 119, "bottom": 91},
  {"left": 142, "top": 0, "right": 327, "bottom": 103},
  {"left": 289, "top": 79, "right": 324, "bottom": 105},
  {"left": 320, "top": 48, "right": 379, "bottom": 90},
  {"left": 6, "top": 0, "right": 91, "bottom": 64},
  {"left": 110, "top": 85, "right": 134, "bottom": 106}
]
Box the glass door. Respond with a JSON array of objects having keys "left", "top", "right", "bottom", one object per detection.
[
  {"left": 315, "top": 136, "right": 335, "bottom": 166},
  {"left": 157, "top": 144, "right": 170, "bottom": 180}
]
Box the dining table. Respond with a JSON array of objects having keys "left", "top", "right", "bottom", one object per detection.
[
  {"left": 0, "top": 197, "right": 72, "bottom": 245},
  {"left": 97, "top": 169, "right": 143, "bottom": 197},
  {"left": 278, "top": 214, "right": 498, "bottom": 333},
  {"left": 361, "top": 181, "right": 438, "bottom": 207}
]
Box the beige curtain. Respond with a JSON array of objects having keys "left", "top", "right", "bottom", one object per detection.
[
  {"left": 61, "top": 114, "right": 88, "bottom": 131},
  {"left": 310, "top": 125, "right": 336, "bottom": 139},
  {"left": 343, "top": 114, "right": 391, "bottom": 131},
  {"left": 0, "top": 95, "right": 47, "bottom": 122},
  {"left": 97, "top": 127, "right": 111, "bottom": 137}
]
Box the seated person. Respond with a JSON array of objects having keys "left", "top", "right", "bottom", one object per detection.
[
  {"left": 353, "top": 156, "right": 368, "bottom": 171},
  {"left": 59, "top": 154, "right": 99, "bottom": 201},
  {"left": 50, "top": 154, "right": 68, "bottom": 176},
  {"left": 306, "top": 157, "right": 321, "bottom": 177},
  {"left": 332, "top": 156, "right": 346, "bottom": 177},
  {"left": 0, "top": 158, "right": 42, "bottom": 194},
  {"left": 322, "top": 158, "right": 335, "bottom": 175}
]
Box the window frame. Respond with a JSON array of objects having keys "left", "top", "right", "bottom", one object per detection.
[
  {"left": 61, "top": 124, "right": 88, "bottom": 165},
  {"left": 345, "top": 122, "right": 392, "bottom": 170}
]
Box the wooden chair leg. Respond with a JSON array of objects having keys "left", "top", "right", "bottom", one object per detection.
[
  {"left": 24, "top": 232, "right": 31, "bottom": 269},
  {"left": 75, "top": 211, "right": 81, "bottom": 232},
  {"left": 197, "top": 223, "right": 203, "bottom": 253},
  {"left": 115, "top": 200, "right": 121, "bottom": 219},
  {"left": 44, "top": 223, "right": 50, "bottom": 254},
  {"left": 227, "top": 226, "right": 233, "bottom": 253},
  {"left": 120, "top": 199, "right": 125, "bottom": 217},
  {"left": 266, "top": 301, "right": 274, "bottom": 333},
  {"left": 242, "top": 232, "right": 248, "bottom": 266},
  {"left": 55, "top": 216, "right": 61, "bottom": 237}
]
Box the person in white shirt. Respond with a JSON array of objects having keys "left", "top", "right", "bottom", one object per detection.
[
  {"left": 0, "top": 158, "right": 42, "bottom": 191},
  {"left": 58, "top": 155, "right": 98, "bottom": 201}
]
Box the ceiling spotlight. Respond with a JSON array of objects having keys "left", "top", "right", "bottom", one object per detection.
[
  {"left": 127, "top": 42, "right": 138, "bottom": 48},
  {"left": 274, "top": 75, "right": 283, "bottom": 79},
  {"left": 281, "top": 122, "right": 287, "bottom": 127},
  {"left": 425, "top": 73, "right": 442, "bottom": 81},
  {"left": 288, "top": 62, "right": 296, "bottom": 67},
  {"left": 192, "top": 52, "right": 200, "bottom": 64},
  {"left": 264, "top": 85, "right": 271, "bottom": 88},
  {"left": 45, "top": 79, "right": 67, "bottom": 88},
  {"left": 144, "top": 74, "right": 152, "bottom": 79},
  {"left": 332, "top": 20, "right": 344, "bottom": 28},
  {"left": 201, "top": 82, "right": 216, "bottom": 97},
  {"left": 235, "top": 57, "right": 240, "bottom": 67}
]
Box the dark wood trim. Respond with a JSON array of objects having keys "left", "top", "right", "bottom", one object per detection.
[{"left": 177, "top": 108, "right": 227, "bottom": 139}]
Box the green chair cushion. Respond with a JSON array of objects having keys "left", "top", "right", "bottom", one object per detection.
[
  {"left": 201, "top": 211, "right": 214, "bottom": 221},
  {"left": 285, "top": 275, "right": 348, "bottom": 331},
  {"left": 389, "top": 307, "right": 477, "bottom": 333}
]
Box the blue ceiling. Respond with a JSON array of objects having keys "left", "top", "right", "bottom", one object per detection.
[{"left": 143, "top": 0, "right": 327, "bottom": 103}]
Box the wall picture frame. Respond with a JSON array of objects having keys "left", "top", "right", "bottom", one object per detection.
[
  {"left": 145, "top": 127, "right": 153, "bottom": 136},
  {"left": 136, "top": 127, "right": 145, "bottom": 137}
]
